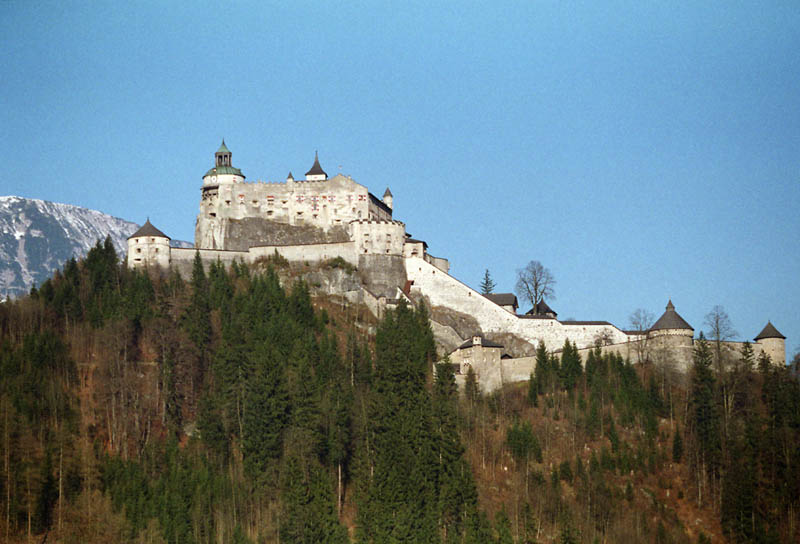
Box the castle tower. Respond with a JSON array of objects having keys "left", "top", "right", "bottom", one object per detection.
[
  {"left": 203, "top": 140, "right": 245, "bottom": 187},
  {"left": 648, "top": 300, "right": 694, "bottom": 369},
  {"left": 127, "top": 219, "right": 171, "bottom": 269},
  {"left": 383, "top": 187, "right": 393, "bottom": 210},
  {"left": 305, "top": 151, "right": 327, "bottom": 181},
  {"left": 754, "top": 321, "right": 786, "bottom": 365}
]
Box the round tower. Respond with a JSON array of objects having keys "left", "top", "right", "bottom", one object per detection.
[
  {"left": 754, "top": 321, "right": 786, "bottom": 365},
  {"left": 383, "top": 187, "right": 393, "bottom": 210},
  {"left": 202, "top": 140, "right": 245, "bottom": 187},
  {"left": 127, "top": 219, "right": 171, "bottom": 269},
  {"left": 648, "top": 300, "right": 694, "bottom": 369}
]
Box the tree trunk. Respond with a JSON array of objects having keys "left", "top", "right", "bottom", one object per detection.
[
  {"left": 58, "top": 440, "right": 63, "bottom": 532},
  {"left": 5, "top": 403, "right": 10, "bottom": 541},
  {"left": 337, "top": 462, "right": 343, "bottom": 517}
]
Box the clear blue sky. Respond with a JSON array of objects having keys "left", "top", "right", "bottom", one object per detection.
[{"left": 2, "top": 2, "right": 798, "bottom": 358}]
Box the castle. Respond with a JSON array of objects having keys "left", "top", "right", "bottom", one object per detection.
[{"left": 127, "top": 142, "right": 786, "bottom": 391}]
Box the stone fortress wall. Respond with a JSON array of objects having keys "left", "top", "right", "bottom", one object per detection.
[
  {"left": 128, "top": 142, "right": 787, "bottom": 393},
  {"left": 196, "top": 174, "right": 392, "bottom": 250}
]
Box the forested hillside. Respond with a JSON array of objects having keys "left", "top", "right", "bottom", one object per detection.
[{"left": 0, "top": 239, "right": 798, "bottom": 543}]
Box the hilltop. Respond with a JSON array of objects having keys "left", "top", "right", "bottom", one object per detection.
[{"left": 0, "top": 247, "right": 798, "bottom": 543}]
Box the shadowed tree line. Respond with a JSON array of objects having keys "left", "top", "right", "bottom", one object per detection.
[{"left": 0, "top": 239, "right": 798, "bottom": 542}]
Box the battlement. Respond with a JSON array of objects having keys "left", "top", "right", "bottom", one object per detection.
[{"left": 350, "top": 219, "right": 406, "bottom": 227}]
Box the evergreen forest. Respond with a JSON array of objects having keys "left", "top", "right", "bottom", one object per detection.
[{"left": 0, "top": 238, "right": 798, "bottom": 543}]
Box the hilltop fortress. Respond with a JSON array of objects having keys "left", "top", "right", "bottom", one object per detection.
[{"left": 127, "top": 143, "right": 786, "bottom": 391}]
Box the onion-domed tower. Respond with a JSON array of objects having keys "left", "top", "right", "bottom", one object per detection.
[{"left": 202, "top": 140, "right": 245, "bottom": 187}]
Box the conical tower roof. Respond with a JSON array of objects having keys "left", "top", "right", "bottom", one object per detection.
[
  {"left": 217, "top": 139, "right": 231, "bottom": 153},
  {"left": 305, "top": 151, "right": 327, "bottom": 178},
  {"left": 383, "top": 187, "right": 393, "bottom": 197},
  {"left": 754, "top": 321, "right": 785, "bottom": 341},
  {"left": 650, "top": 299, "right": 693, "bottom": 331},
  {"left": 128, "top": 219, "right": 170, "bottom": 240}
]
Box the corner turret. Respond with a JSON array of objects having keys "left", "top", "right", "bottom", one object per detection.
[
  {"left": 383, "top": 187, "right": 393, "bottom": 210},
  {"left": 127, "top": 219, "right": 171, "bottom": 269},
  {"left": 648, "top": 300, "right": 694, "bottom": 370},
  {"left": 305, "top": 151, "right": 327, "bottom": 181},
  {"left": 754, "top": 321, "right": 786, "bottom": 365}
]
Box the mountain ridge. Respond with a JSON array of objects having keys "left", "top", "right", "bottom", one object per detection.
[{"left": 0, "top": 195, "right": 140, "bottom": 299}]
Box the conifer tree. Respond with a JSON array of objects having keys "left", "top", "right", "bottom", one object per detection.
[
  {"left": 559, "top": 340, "right": 582, "bottom": 392},
  {"left": 433, "top": 361, "right": 478, "bottom": 541},
  {"left": 357, "top": 303, "right": 439, "bottom": 542},
  {"left": 672, "top": 425, "right": 683, "bottom": 463},
  {"left": 280, "top": 454, "right": 348, "bottom": 544},
  {"left": 242, "top": 343, "right": 289, "bottom": 477},
  {"left": 184, "top": 252, "right": 211, "bottom": 349},
  {"left": 689, "top": 334, "right": 720, "bottom": 505},
  {"left": 479, "top": 269, "right": 496, "bottom": 295}
]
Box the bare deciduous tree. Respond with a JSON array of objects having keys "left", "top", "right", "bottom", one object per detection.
[
  {"left": 704, "top": 305, "right": 738, "bottom": 369},
  {"left": 629, "top": 308, "right": 655, "bottom": 364},
  {"left": 514, "top": 261, "right": 555, "bottom": 312},
  {"left": 704, "top": 305, "right": 738, "bottom": 443}
]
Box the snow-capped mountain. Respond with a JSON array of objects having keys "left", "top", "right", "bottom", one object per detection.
[{"left": 0, "top": 196, "right": 140, "bottom": 299}]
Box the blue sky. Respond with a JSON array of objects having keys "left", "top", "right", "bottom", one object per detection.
[{"left": 2, "top": 2, "right": 798, "bottom": 358}]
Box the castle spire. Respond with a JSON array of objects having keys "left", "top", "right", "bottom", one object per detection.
[
  {"left": 215, "top": 139, "right": 232, "bottom": 167},
  {"left": 305, "top": 151, "right": 327, "bottom": 180}
]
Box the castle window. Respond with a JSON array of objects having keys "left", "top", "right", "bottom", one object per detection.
[
  {"left": 136, "top": 248, "right": 141, "bottom": 253},
  {"left": 155, "top": 248, "right": 159, "bottom": 253},
  {"left": 209, "top": 213, "right": 216, "bottom": 217},
  {"left": 267, "top": 211, "right": 273, "bottom": 216},
  {"left": 150, "top": 238, "right": 154, "bottom": 242}
]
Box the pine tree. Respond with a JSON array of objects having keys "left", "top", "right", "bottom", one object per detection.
[
  {"left": 465, "top": 365, "right": 480, "bottom": 407},
  {"left": 433, "top": 361, "right": 478, "bottom": 542},
  {"left": 242, "top": 343, "right": 289, "bottom": 478},
  {"left": 479, "top": 269, "right": 496, "bottom": 295},
  {"left": 184, "top": 252, "right": 211, "bottom": 349},
  {"left": 672, "top": 425, "right": 683, "bottom": 463},
  {"left": 559, "top": 340, "right": 582, "bottom": 392},
  {"left": 357, "top": 303, "right": 439, "bottom": 542},
  {"left": 280, "top": 454, "right": 348, "bottom": 544},
  {"left": 689, "top": 334, "right": 720, "bottom": 505},
  {"left": 495, "top": 507, "right": 513, "bottom": 544}
]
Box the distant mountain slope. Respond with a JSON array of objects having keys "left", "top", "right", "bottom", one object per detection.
[{"left": 0, "top": 196, "right": 140, "bottom": 299}]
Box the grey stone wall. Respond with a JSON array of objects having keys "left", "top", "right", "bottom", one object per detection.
[
  {"left": 358, "top": 254, "right": 407, "bottom": 298},
  {"left": 223, "top": 218, "right": 350, "bottom": 251}
]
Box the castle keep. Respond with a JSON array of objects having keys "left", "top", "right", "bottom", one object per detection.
[{"left": 127, "top": 143, "right": 786, "bottom": 391}]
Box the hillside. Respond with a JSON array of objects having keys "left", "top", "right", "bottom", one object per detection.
[{"left": 0, "top": 248, "right": 798, "bottom": 543}]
